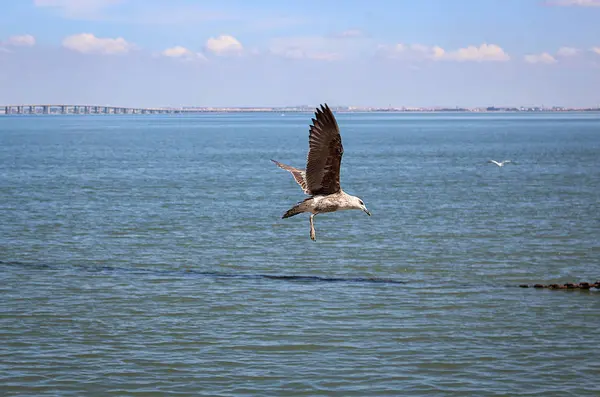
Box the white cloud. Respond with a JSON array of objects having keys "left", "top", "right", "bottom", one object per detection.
[
  {"left": 524, "top": 52, "right": 557, "bottom": 64},
  {"left": 546, "top": 0, "right": 600, "bottom": 6},
  {"left": 162, "top": 46, "right": 193, "bottom": 58},
  {"left": 205, "top": 35, "right": 243, "bottom": 55},
  {"left": 591, "top": 47, "right": 600, "bottom": 55},
  {"left": 161, "top": 46, "right": 206, "bottom": 61},
  {"left": 442, "top": 43, "right": 510, "bottom": 62},
  {"left": 62, "top": 33, "right": 135, "bottom": 54},
  {"left": 556, "top": 47, "right": 580, "bottom": 57},
  {"left": 382, "top": 42, "right": 509, "bottom": 62},
  {"left": 5, "top": 34, "right": 36, "bottom": 47}
]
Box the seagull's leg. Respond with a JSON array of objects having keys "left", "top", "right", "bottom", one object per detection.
[{"left": 309, "top": 214, "right": 316, "bottom": 241}]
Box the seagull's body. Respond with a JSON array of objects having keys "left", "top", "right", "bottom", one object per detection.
[
  {"left": 272, "top": 104, "right": 370, "bottom": 241},
  {"left": 488, "top": 159, "right": 512, "bottom": 167}
]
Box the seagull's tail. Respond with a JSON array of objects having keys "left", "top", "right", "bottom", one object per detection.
[
  {"left": 282, "top": 204, "right": 304, "bottom": 219},
  {"left": 282, "top": 198, "right": 311, "bottom": 219}
]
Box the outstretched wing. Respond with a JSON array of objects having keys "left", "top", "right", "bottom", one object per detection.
[
  {"left": 271, "top": 159, "right": 310, "bottom": 195},
  {"left": 488, "top": 160, "right": 501, "bottom": 166},
  {"left": 305, "top": 104, "right": 344, "bottom": 195}
]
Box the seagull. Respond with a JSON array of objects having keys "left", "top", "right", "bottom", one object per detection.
[
  {"left": 488, "top": 159, "right": 512, "bottom": 167},
  {"left": 272, "top": 103, "right": 371, "bottom": 241}
]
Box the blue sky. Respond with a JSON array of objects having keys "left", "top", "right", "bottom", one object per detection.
[{"left": 1, "top": 0, "right": 600, "bottom": 107}]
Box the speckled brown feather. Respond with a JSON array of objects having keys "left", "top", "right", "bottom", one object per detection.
[
  {"left": 270, "top": 159, "right": 310, "bottom": 194},
  {"left": 305, "top": 104, "right": 344, "bottom": 195}
]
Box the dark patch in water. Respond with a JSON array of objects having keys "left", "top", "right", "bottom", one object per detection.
[
  {"left": 5, "top": 260, "right": 594, "bottom": 290},
  {"left": 0, "top": 260, "right": 51, "bottom": 270},
  {"left": 519, "top": 282, "right": 600, "bottom": 290},
  {"left": 0, "top": 260, "right": 406, "bottom": 285}
]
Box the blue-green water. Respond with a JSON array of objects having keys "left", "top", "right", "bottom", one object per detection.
[{"left": 1, "top": 112, "right": 599, "bottom": 396}]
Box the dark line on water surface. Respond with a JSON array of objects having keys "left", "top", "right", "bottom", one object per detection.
[
  {"left": 0, "top": 260, "right": 407, "bottom": 285},
  {"left": 4, "top": 260, "right": 597, "bottom": 290}
]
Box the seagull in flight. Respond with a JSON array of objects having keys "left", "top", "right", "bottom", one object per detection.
[
  {"left": 488, "top": 159, "right": 512, "bottom": 167},
  {"left": 272, "top": 103, "right": 371, "bottom": 241}
]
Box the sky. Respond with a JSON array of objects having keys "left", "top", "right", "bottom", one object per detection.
[{"left": 1, "top": 0, "right": 600, "bottom": 108}]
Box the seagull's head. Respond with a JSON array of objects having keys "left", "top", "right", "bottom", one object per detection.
[{"left": 352, "top": 196, "right": 371, "bottom": 216}]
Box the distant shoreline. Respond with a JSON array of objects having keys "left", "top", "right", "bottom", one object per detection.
[{"left": 2, "top": 104, "right": 600, "bottom": 115}]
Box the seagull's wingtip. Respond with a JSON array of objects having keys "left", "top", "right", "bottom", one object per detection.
[{"left": 317, "top": 103, "right": 330, "bottom": 113}]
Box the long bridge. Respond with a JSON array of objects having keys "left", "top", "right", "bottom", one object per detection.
[{"left": 1, "top": 104, "right": 186, "bottom": 115}]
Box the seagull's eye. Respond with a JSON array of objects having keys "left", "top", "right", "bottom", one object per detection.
[{"left": 359, "top": 200, "right": 364, "bottom": 205}]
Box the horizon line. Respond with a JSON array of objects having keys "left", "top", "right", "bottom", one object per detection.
[{"left": 3, "top": 104, "right": 600, "bottom": 111}]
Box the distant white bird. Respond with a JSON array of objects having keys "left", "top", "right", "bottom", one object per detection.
[{"left": 488, "top": 159, "right": 512, "bottom": 167}]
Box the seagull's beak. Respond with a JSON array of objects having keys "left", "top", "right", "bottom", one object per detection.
[{"left": 364, "top": 207, "right": 371, "bottom": 216}]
